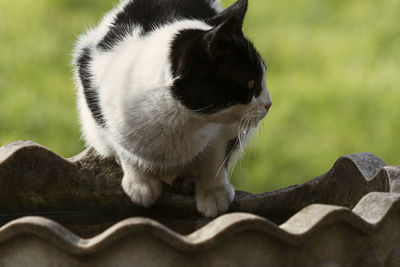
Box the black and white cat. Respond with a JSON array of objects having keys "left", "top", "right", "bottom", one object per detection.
[{"left": 73, "top": 0, "right": 272, "bottom": 217}]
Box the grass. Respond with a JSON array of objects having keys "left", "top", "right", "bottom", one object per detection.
[{"left": 0, "top": 0, "right": 399, "bottom": 193}]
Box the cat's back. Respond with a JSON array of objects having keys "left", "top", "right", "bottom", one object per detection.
[
  {"left": 75, "top": 0, "right": 221, "bottom": 53},
  {"left": 73, "top": 0, "right": 221, "bottom": 127},
  {"left": 97, "top": 0, "right": 221, "bottom": 51}
]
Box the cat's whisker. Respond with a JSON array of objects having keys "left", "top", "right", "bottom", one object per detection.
[
  {"left": 239, "top": 118, "right": 252, "bottom": 151},
  {"left": 231, "top": 132, "right": 245, "bottom": 179},
  {"left": 241, "top": 117, "right": 252, "bottom": 146},
  {"left": 237, "top": 117, "right": 246, "bottom": 153},
  {"left": 228, "top": 116, "right": 251, "bottom": 179},
  {"left": 231, "top": 148, "right": 241, "bottom": 175},
  {"left": 215, "top": 138, "right": 239, "bottom": 179},
  {"left": 234, "top": 113, "right": 263, "bottom": 182}
]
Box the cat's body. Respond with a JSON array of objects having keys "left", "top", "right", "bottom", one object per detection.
[{"left": 74, "top": 0, "right": 271, "bottom": 217}]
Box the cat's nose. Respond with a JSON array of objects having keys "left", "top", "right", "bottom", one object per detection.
[{"left": 264, "top": 102, "right": 272, "bottom": 112}]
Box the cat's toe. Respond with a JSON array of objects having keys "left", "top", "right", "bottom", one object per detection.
[
  {"left": 196, "top": 184, "right": 235, "bottom": 217},
  {"left": 122, "top": 175, "right": 162, "bottom": 208}
]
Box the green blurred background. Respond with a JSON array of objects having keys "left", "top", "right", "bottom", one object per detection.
[{"left": 0, "top": 0, "right": 399, "bottom": 193}]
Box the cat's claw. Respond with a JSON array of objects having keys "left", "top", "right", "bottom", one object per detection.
[
  {"left": 122, "top": 175, "right": 162, "bottom": 208},
  {"left": 196, "top": 183, "right": 235, "bottom": 217}
]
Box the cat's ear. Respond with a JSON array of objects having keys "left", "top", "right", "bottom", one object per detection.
[
  {"left": 203, "top": 17, "right": 240, "bottom": 60},
  {"left": 203, "top": 0, "right": 248, "bottom": 60},
  {"left": 204, "top": 16, "right": 239, "bottom": 43},
  {"left": 207, "top": 0, "right": 248, "bottom": 28}
]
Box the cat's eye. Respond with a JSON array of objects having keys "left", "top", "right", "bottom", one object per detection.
[{"left": 248, "top": 80, "right": 255, "bottom": 90}]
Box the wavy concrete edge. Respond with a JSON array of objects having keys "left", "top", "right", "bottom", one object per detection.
[
  {"left": 0, "top": 192, "right": 398, "bottom": 255},
  {"left": 1, "top": 140, "right": 400, "bottom": 257},
  {"left": 0, "top": 140, "right": 389, "bottom": 186},
  {"left": 0, "top": 140, "right": 390, "bottom": 190},
  {"left": 0, "top": 141, "right": 397, "bottom": 206}
]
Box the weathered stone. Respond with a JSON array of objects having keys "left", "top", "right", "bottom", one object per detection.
[
  {"left": 385, "top": 242, "right": 400, "bottom": 267},
  {"left": 0, "top": 140, "right": 399, "bottom": 266}
]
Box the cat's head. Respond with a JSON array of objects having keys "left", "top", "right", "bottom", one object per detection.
[{"left": 171, "top": 0, "right": 271, "bottom": 129}]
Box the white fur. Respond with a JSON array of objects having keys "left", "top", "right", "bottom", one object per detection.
[
  {"left": 73, "top": 0, "right": 272, "bottom": 217},
  {"left": 208, "top": 0, "right": 223, "bottom": 12}
]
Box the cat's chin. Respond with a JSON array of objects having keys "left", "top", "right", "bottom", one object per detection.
[
  {"left": 206, "top": 116, "right": 262, "bottom": 129},
  {"left": 204, "top": 108, "right": 249, "bottom": 125},
  {"left": 204, "top": 116, "right": 240, "bottom": 125}
]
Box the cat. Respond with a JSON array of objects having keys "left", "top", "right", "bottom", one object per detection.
[{"left": 73, "top": 0, "right": 272, "bottom": 217}]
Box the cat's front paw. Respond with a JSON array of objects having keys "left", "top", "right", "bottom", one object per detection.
[
  {"left": 122, "top": 174, "right": 162, "bottom": 208},
  {"left": 196, "top": 183, "right": 235, "bottom": 217}
]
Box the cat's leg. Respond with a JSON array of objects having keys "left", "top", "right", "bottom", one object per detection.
[
  {"left": 195, "top": 133, "right": 236, "bottom": 217},
  {"left": 119, "top": 156, "right": 162, "bottom": 208},
  {"left": 196, "top": 169, "right": 234, "bottom": 217}
]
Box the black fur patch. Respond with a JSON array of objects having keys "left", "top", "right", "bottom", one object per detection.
[
  {"left": 98, "top": 0, "right": 219, "bottom": 51},
  {"left": 169, "top": 27, "right": 264, "bottom": 114},
  {"left": 77, "top": 47, "right": 106, "bottom": 127}
]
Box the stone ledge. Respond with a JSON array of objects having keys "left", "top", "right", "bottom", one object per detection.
[
  {"left": 0, "top": 192, "right": 399, "bottom": 252},
  {"left": 0, "top": 141, "right": 399, "bottom": 266}
]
